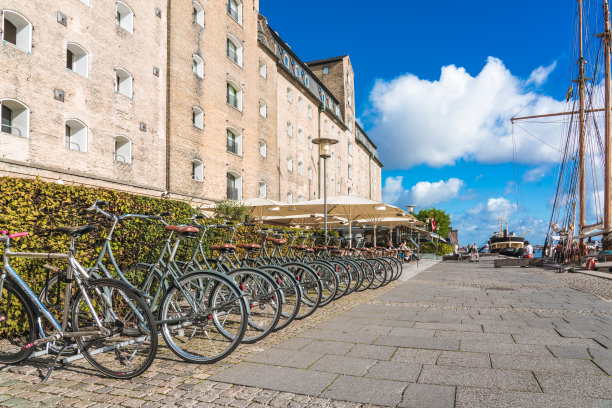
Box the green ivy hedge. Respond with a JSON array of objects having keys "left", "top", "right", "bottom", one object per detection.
[
  {"left": 419, "top": 242, "right": 453, "bottom": 256},
  {"left": 0, "top": 177, "right": 332, "bottom": 295}
]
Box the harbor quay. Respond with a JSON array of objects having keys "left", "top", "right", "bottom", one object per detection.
[{"left": 0, "top": 259, "right": 610, "bottom": 408}]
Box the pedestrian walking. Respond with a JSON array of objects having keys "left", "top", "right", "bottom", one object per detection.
[
  {"left": 453, "top": 243, "right": 461, "bottom": 261},
  {"left": 470, "top": 243, "right": 478, "bottom": 262}
]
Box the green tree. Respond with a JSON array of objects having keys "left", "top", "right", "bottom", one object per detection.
[
  {"left": 415, "top": 207, "right": 451, "bottom": 238},
  {"left": 212, "top": 199, "right": 247, "bottom": 221}
]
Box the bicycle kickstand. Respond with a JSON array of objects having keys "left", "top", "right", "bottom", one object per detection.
[{"left": 42, "top": 344, "right": 68, "bottom": 383}]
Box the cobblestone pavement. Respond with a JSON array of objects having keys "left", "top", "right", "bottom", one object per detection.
[
  {"left": 2, "top": 259, "right": 612, "bottom": 407},
  {"left": 0, "top": 266, "right": 404, "bottom": 408}
]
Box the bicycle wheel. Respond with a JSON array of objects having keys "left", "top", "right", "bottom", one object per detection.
[
  {"left": 257, "top": 265, "right": 301, "bottom": 332},
  {"left": 71, "top": 278, "right": 158, "bottom": 379},
  {"left": 226, "top": 268, "right": 282, "bottom": 344},
  {"left": 355, "top": 260, "right": 374, "bottom": 291},
  {"left": 307, "top": 261, "right": 338, "bottom": 307},
  {"left": 38, "top": 274, "right": 79, "bottom": 356},
  {"left": 369, "top": 259, "right": 387, "bottom": 289},
  {"left": 0, "top": 279, "right": 36, "bottom": 364},
  {"left": 159, "top": 271, "right": 247, "bottom": 363},
  {"left": 282, "top": 262, "right": 322, "bottom": 320}
]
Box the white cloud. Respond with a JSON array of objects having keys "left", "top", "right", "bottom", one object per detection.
[
  {"left": 367, "top": 57, "right": 567, "bottom": 169},
  {"left": 523, "top": 165, "right": 550, "bottom": 183},
  {"left": 467, "top": 203, "right": 484, "bottom": 215},
  {"left": 527, "top": 61, "right": 557, "bottom": 86},
  {"left": 487, "top": 197, "right": 517, "bottom": 215},
  {"left": 382, "top": 176, "right": 464, "bottom": 207},
  {"left": 410, "top": 178, "right": 464, "bottom": 207},
  {"left": 382, "top": 176, "right": 405, "bottom": 203}
]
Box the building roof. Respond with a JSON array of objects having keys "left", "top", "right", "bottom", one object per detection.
[
  {"left": 356, "top": 123, "right": 377, "bottom": 149},
  {"left": 266, "top": 25, "right": 341, "bottom": 106},
  {"left": 305, "top": 55, "right": 349, "bottom": 66}
]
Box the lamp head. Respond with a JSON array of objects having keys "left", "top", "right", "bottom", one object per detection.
[{"left": 312, "top": 137, "right": 338, "bottom": 159}]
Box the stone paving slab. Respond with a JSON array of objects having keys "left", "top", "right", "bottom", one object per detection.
[
  {"left": 399, "top": 383, "right": 455, "bottom": 408},
  {"left": 418, "top": 365, "right": 541, "bottom": 392},
  {"left": 320, "top": 375, "right": 408, "bottom": 406}
]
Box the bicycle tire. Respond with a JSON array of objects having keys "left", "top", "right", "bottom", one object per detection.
[
  {"left": 72, "top": 278, "right": 158, "bottom": 379},
  {"left": 159, "top": 271, "right": 247, "bottom": 363},
  {"left": 355, "top": 259, "right": 374, "bottom": 291},
  {"left": 256, "top": 265, "right": 301, "bottom": 332},
  {"left": 225, "top": 268, "right": 282, "bottom": 344},
  {"left": 281, "top": 262, "right": 322, "bottom": 320},
  {"left": 369, "top": 259, "right": 387, "bottom": 289},
  {"left": 0, "top": 279, "right": 37, "bottom": 364},
  {"left": 306, "top": 261, "right": 338, "bottom": 307}
]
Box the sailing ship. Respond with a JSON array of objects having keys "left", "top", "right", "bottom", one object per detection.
[{"left": 512, "top": 0, "right": 612, "bottom": 261}]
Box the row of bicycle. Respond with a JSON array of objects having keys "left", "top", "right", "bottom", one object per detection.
[{"left": 0, "top": 200, "right": 403, "bottom": 381}]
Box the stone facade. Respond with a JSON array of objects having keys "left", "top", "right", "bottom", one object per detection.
[
  {"left": 0, "top": 0, "right": 382, "bottom": 205},
  {"left": 0, "top": 0, "right": 168, "bottom": 197}
]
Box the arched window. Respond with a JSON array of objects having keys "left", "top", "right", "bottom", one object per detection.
[
  {"left": 297, "top": 161, "right": 303, "bottom": 175},
  {"left": 307, "top": 105, "right": 313, "bottom": 119},
  {"left": 116, "top": 1, "right": 134, "bottom": 34},
  {"left": 227, "top": 0, "right": 242, "bottom": 24},
  {"left": 348, "top": 118, "right": 353, "bottom": 132},
  {"left": 192, "top": 106, "right": 204, "bottom": 129},
  {"left": 337, "top": 130, "right": 341, "bottom": 142},
  {"left": 286, "top": 122, "right": 293, "bottom": 137},
  {"left": 115, "top": 68, "right": 133, "bottom": 97},
  {"left": 65, "top": 119, "right": 87, "bottom": 152},
  {"left": 192, "top": 54, "right": 204, "bottom": 78},
  {"left": 348, "top": 140, "right": 353, "bottom": 156},
  {"left": 66, "top": 43, "right": 89, "bottom": 78},
  {"left": 287, "top": 88, "right": 293, "bottom": 102},
  {"left": 308, "top": 136, "right": 312, "bottom": 150},
  {"left": 324, "top": 119, "right": 328, "bottom": 131},
  {"left": 193, "top": 1, "right": 204, "bottom": 27},
  {"left": 287, "top": 191, "right": 293, "bottom": 204},
  {"left": 287, "top": 156, "right": 293, "bottom": 172},
  {"left": 192, "top": 159, "right": 204, "bottom": 181},
  {"left": 297, "top": 128, "right": 303, "bottom": 142},
  {"left": 1, "top": 10, "right": 32, "bottom": 53},
  {"left": 297, "top": 96, "right": 303, "bottom": 111},
  {"left": 226, "top": 82, "right": 242, "bottom": 110},
  {"left": 259, "top": 59, "right": 267, "bottom": 78},
  {"left": 348, "top": 187, "right": 352, "bottom": 195},
  {"left": 1, "top": 99, "right": 29, "bottom": 138},
  {"left": 348, "top": 164, "right": 352, "bottom": 179},
  {"left": 259, "top": 181, "right": 267, "bottom": 198},
  {"left": 227, "top": 35, "right": 242, "bottom": 66},
  {"left": 114, "top": 135, "right": 131, "bottom": 163},
  {"left": 226, "top": 128, "right": 242, "bottom": 155},
  {"left": 307, "top": 167, "right": 313, "bottom": 180},
  {"left": 259, "top": 140, "right": 267, "bottom": 158},
  {"left": 227, "top": 171, "right": 242, "bottom": 200},
  {"left": 337, "top": 182, "right": 341, "bottom": 193},
  {"left": 259, "top": 100, "right": 267, "bottom": 118},
  {"left": 338, "top": 156, "right": 341, "bottom": 169},
  {"left": 298, "top": 193, "right": 304, "bottom": 202}
]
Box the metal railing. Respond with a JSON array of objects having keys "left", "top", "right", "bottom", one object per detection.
[{"left": 1, "top": 124, "right": 23, "bottom": 137}]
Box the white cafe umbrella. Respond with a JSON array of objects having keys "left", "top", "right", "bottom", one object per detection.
[
  {"left": 278, "top": 195, "right": 404, "bottom": 246},
  {"left": 242, "top": 198, "right": 284, "bottom": 222}
]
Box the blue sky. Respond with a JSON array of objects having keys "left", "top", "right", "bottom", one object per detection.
[{"left": 260, "top": 1, "right": 590, "bottom": 245}]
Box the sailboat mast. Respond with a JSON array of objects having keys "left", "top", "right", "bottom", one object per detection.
[
  {"left": 578, "top": 0, "right": 587, "bottom": 252},
  {"left": 604, "top": 0, "right": 612, "bottom": 248}
]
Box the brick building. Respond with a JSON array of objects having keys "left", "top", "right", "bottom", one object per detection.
[{"left": 0, "top": 0, "right": 383, "bottom": 205}]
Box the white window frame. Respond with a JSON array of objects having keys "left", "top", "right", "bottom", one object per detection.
[
  {"left": 192, "top": 159, "right": 204, "bottom": 181},
  {"left": 226, "top": 127, "right": 242, "bottom": 156},
  {"left": 298, "top": 193, "right": 304, "bottom": 203},
  {"left": 66, "top": 42, "right": 89, "bottom": 78},
  {"left": 287, "top": 191, "right": 293, "bottom": 204},
  {"left": 192, "top": 54, "right": 204, "bottom": 78},
  {"left": 259, "top": 100, "right": 267, "bottom": 118},
  {"left": 193, "top": 1, "right": 204, "bottom": 27},
  {"left": 114, "top": 135, "right": 132, "bottom": 164},
  {"left": 287, "top": 122, "right": 293, "bottom": 137},
  {"left": 227, "top": 171, "right": 242, "bottom": 200},
  {"left": 259, "top": 140, "right": 267, "bottom": 158},
  {"left": 308, "top": 136, "right": 312, "bottom": 150},
  {"left": 65, "top": 118, "right": 88, "bottom": 152},
  {"left": 297, "top": 96, "right": 302, "bottom": 111},
  {"left": 259, "top": 181, "right": 267, "bottom": 198},
  {"left": 259, "top": 59, "right": 267, "bottom": 78},
  {"left": 307, "top": 105, "right": 312, "bottom": 119},
  {"left": 2, "top": 10, "right": 32, "bottom": 53},
  {"left": 226, "top": 81, "right": 243, "bottom": 111},
  {"left": 116, "top": 1, "right": 134, "bottom": 34},
  {"left": 227, "top": 0, "right": 242, "bottom": 24},
  {"left": 192, "top": 106, "right": 204, "bottom": 129},
  {"left": 322, "top": 66, "right": 330, "bottom": 74},
  {"left": 348, "top": 140, "right": 353, "bottom": 156},
  {"left": 115, "top": 68, "right": 133, "bottom": 97},
  {"left": 297, "top": 161, "right": 303, "bottom": 176},
  {"left": 287, "top": 87, "right": 293, "bottom": 102},
  {"left": 348, "top": 164, "right": 352, "bottom": 179},
  {"left": 0, "top": 98, "right": 30, "bottom": 138},
  {"left": 308, "top": 167, "right": 313, "bottom": 180},
  {"left": 297, "top": 128, "right": 303, "bottom": 143},
  {"left": 287, "top": 156, "right": 293, "bottom": 172},
  {"left": 226, "top": 34, "right": 243, "bottom": 66}
]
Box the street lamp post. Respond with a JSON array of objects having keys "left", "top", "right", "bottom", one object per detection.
[{"left": 312, "top": 137, "right": 338, "bottom": 243}]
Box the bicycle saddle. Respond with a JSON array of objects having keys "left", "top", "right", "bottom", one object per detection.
[{"left": 53, "top": 225, "right": 96, "bottom": 237}]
